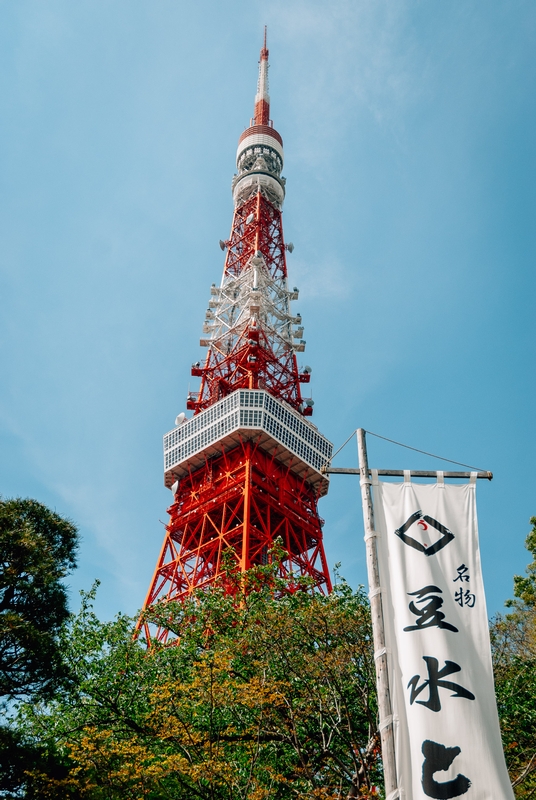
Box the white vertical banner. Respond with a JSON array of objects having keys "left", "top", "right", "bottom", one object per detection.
[{"left": 372, "top": 473, "right": 514, "bottom": 800}]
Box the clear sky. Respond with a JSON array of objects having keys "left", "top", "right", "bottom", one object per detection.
[{"left": 0, "top": 0, "right": 534, "bottom": 621}]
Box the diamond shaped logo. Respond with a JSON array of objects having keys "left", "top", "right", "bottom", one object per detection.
[{"left": 394, "top": 510, "right": 454, "bottom": 556}]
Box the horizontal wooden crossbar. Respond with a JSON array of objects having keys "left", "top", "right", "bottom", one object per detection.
[{"left": 321, "top": 467, "right": 493, "bottom": 480}]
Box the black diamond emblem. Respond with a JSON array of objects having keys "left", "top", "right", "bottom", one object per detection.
[{"left": 394, "top": 510, "right": 454, "bottom": 556}]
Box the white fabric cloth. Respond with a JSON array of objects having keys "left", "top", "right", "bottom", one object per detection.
[{"left": 372, "top": 477, "right": 514, "bottom": 800}]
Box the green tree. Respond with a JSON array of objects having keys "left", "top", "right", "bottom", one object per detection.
[
  {"left": 512, "top": 517, "right": 536, "bottom": 609},
  {"left": 0, "top": 497, "right": 78, "bottom": 796},
  {"left": 19, "top": 565, "right": 381, "bottom": 800},
  {"left": 491, "top": 517, "right": 536, "bottom": 798}
]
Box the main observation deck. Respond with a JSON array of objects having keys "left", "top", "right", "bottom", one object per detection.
[{"left": 164, "top": 389, "right": 332, "bottom": 496}]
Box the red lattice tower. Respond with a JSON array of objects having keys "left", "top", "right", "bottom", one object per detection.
[{"left": 139, "top": 32, "right": 333, "bottom": 642}]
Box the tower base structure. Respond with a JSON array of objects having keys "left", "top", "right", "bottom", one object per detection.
[{"left": 139, "top": 389, "right": 332, "bottom": 643}]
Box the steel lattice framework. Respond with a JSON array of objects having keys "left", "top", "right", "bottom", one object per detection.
[{"left": 139, "top": 32, "right": 332, "bottom": 642}]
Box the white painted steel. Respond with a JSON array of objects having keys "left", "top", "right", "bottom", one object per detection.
[
  {"left": 163, "top": 388, "right": 332, "bottom": 494},
  {"left": 255, "top": 57, "right": 270, "bottom": 106},
  {"left": 201, "top": 250, "right": 304, "bottom": 356},
  {"left": 232, "top": 172, "right": 285, "bottom": 209},
  {"left": 236, "top": 132, "right": 284, "bottom": 163}
]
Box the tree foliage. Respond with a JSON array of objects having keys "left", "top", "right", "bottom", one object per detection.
[
  {"left": 18, "top": 564, "right": 381, "bottom": 800},
  {"left": 491, "top": 517, "right": 536, "bottom": 798},
  {"left": 0, "top": 497, "right": 78, "bottom": 702},
  {"left": 511, "top": 517, "right": 536, "bottom": 609},
  {"left": 0, "top": 497, "right": 79, "bottom": 797}
]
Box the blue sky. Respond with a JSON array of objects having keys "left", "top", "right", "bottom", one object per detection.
[{"left": 0, "top": 0, "right": 534, "bottom": 620}]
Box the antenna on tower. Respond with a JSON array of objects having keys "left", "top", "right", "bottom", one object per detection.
[{"left": 254, "top": 26, "right": 270, "bottom": 125}]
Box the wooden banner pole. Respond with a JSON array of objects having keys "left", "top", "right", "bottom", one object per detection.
[{"left": 357, "top": 427, "right": 398, "bottom": 800}]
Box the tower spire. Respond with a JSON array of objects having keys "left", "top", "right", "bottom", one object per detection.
[{"left": 254, "top": 27, "right": 270, "bottom": 126}]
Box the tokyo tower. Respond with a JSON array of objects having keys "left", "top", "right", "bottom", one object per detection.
[{"left": 140, "top": 32, "right": 333, "bottom": 642}]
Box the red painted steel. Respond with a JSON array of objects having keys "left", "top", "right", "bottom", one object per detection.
[
  {"left": 238, "top": 124, "right": 283, "bottom": 146},
  {"left": 190, "top": 191, "right": 303, "bottom": 414},
  {"left": 139, "top": 34, "right": 331, "bottom": 640},
  {"left": 139, "top": 441, "right": 332, "bottom": 643},
  {"left": 254, "top": 98, "right": 270, "bottom": 126}
]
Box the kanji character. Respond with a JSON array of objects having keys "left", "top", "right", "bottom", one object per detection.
[
  {"left": 454, "top": 588, "right": 476, "bottom": 608},
  {"left": 453, "top": 564, "right": 470, "bottom": 583},
  {"left": 407, "top": 657, "right": 475, "bottom": 712},
  {"left": 404, "top": 586, "right": 459, "bottom": 633}
]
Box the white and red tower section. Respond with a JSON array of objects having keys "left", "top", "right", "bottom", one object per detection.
[{"left": 140, "top": 34, "right": 333, "bottom": 642}]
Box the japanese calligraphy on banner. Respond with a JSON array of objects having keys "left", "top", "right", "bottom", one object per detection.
[{"left": 372, "top": 472, "right": 514, "bottom": 800}]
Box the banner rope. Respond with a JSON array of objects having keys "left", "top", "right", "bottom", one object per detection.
[
  {"left": 321, "top": 428, "right": 357, "bottom": 470},
  {"left": 365, "top": 430, "right": 487, "bottom": 472},
  {"left": 323, "top": 428, "right": 487, "bottom": 473}
]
